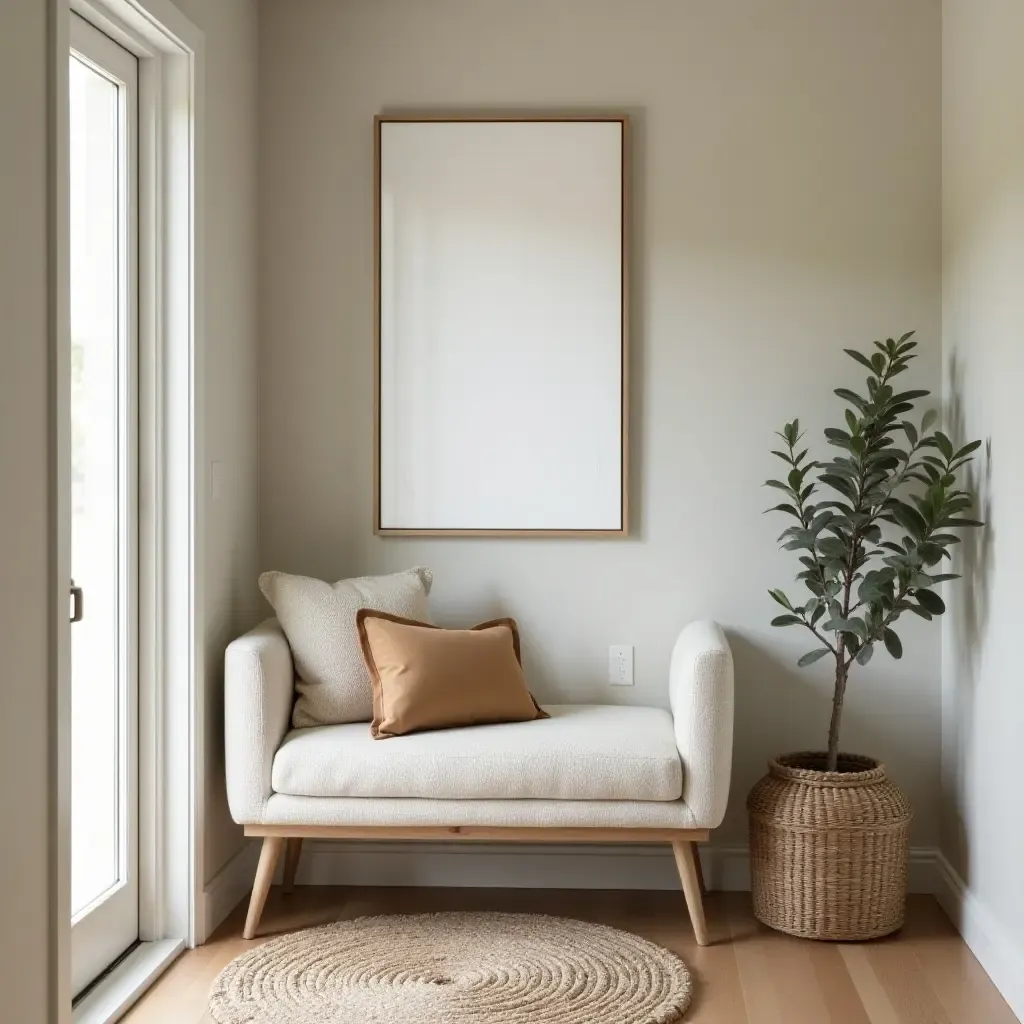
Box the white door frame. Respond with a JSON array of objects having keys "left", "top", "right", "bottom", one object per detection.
[{"left": 52, "top": 0, "right": 206, "bottom": 1018}]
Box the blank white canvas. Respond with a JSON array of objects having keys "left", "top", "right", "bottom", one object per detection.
[{"left": 378, "top": 119, "right": 624, "bottom": 532}]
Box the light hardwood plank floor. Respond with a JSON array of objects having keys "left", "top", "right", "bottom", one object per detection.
[{"left": 122, "top": 888, "right": 1018, "bottom": 1024}]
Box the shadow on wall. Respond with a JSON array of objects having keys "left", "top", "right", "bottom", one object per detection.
[{"left": 940, "top": 353, "right": 995, "bottom": 885}]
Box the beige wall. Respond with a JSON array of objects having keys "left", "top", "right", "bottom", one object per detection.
[
  {"left": 258, "top": 0, "right": 943, "bottom": 845},
  {"left": 0, "top": 0, "right": 55, "bottom": 1018},
  {"left": 170, "top": 0, "right": 262, "bottom": 883},
  {"left": 942, "top": 0, "right": 1024, "bottom": 992}
]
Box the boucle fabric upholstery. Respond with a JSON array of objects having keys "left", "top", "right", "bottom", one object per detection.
[
  {"left": 669, "top": 620, "right": 734, "bottom": 828},
  {"left": 271, "top": 705, "right": 683, "bottom": 801},
  {"left": 225, "top": 618, "right": 734, "bottom": 831},
  {"left": 258, "top": 567, "right": 432, "bottom": 727},
  {"left": 260, "top": 794, "right": 698, "bottom": 829}
]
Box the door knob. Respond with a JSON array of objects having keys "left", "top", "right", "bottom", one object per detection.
[{"left": 70, "top": 580, "right": 84, "bottom": 623}]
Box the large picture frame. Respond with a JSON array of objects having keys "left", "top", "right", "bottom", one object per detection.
[{"left": 374, "top": 113, "right": 630, "bottom": 537}]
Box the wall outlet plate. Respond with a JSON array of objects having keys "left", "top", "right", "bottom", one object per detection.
[{"left": 609, "top": 645, "right": 634, "bottom": 686}]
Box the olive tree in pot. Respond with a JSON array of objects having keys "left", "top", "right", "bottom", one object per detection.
[{"left": 747, "top": 332, "right": 983, "bottom": 940}]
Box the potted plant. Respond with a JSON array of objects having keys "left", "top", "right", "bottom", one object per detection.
[{"left": 748, "top": 331, "right": 983, "bottom": 940}]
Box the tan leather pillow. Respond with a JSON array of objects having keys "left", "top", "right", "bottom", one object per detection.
[{"left": 356, "top": 610, "right": 548, "bottom": 739}]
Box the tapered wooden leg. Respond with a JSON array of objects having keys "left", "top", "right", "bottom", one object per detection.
[
  {"left": 672, "top": 840, "right": 709, "bottom": 946},
  {"left": 282, "top": 837, "right": 303, "bottom": 895},
  {"left": 244, "top": 836, "right": 285, "bottom": 939},
  {"left": 694, "top": 843, "right": 706, "bottom": 895}
]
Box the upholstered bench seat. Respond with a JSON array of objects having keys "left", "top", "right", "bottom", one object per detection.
[
  {"left": 271, "top": 704, "right": 683, "bottom": 802},
  {"left": 225, "top": 618, "right": 734, "bottom": 944}
]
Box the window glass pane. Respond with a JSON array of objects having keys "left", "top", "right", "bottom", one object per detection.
[{"left": 69, "top": 54, "right": 122, "bottom": 917}]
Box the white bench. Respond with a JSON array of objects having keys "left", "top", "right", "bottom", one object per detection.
[{"left": 225, "top": 619, "right": 734, "bottom": 943}]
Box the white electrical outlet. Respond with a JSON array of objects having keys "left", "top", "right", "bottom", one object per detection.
[{"left": 609, "top": 645, "right": 634, "bottom": 686}]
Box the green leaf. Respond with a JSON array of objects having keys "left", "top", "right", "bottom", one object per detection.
[
  {"left": 823, "top": 616, "right": 868, "bottom": 638},
  {"left": 835, "top": 388, "right": 867, "bottom": 410},
  {"left": 915, "top": 589, "right": 946, "bottom": 615},
  {"left": 798, "top": 648, "right": 831, "bottom": 667},
  {"left": 917, "top": 542, "right": 947, "bottom": 564},
  {"left": 900, "top": 421, "right": 918, "bottom": 447},
  {"left": 921, "top": 408, "right": 938, "bottom": 432},
  {"left": 883, "top": 628, "right": 903, "bottom": 659},
  {"left": 771, "top": 614, "right": 804, "bottom": 627},
  {"left": 782, "top": 531, "right": 817, "bottom": 551},
  {"left": 954, "top": 439, "right": 982, "bottom": 460},
  {"left": 765, "top": 502, "right": 800, "bottom": 517},
  {"left": 844, "top": 348, "right": 876, "bottom": 372},
  {"left": 870, "top": 352, "right": 886, "bottom": 374},
  {"left": 934, "top": 431, "right": 954, "bottom": 460},
  {"left": 890, "top": 390, "right": 931, "bottom": 404},
  {"left": 856, "top": 643, "right": 874, "bottom": 665},
  {"left": 768, "top": 589, "right": 794, "bottom": 611},
  {"left": 891, "top": 503, "right": 927, "bottom": 539},
  {"left": 941, "top": 518, "right": 985, "bottom": 528},
  {"left": 845, "top": 409, "right": 858, "bottom": 433},
  {"left": 809, "top": 510, "right": 835, "bottom": 533},
  {"left": 820, "top": 474, "right": 858, "bottom": 501},
  {"left": 817, "top": 536, "right": 848, "bottom": 559},
  {"left": 764, "top": 479, "right": 792, "bottom": 492},
  {"left": 928, "top": 573, "right": 961, "bottom": 584}
]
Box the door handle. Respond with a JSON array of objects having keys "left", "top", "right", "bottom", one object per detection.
[{"left": 70, "top": 580, "right": 84, "bottom": 623}]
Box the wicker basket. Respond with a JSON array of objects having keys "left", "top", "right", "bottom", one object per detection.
[{"left": 747, "top": 752, "right": 912, "bottom": 940}]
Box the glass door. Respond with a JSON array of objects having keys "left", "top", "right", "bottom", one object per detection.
[{"left": 69, "top": 13, "right": 139, "bottom": 998}]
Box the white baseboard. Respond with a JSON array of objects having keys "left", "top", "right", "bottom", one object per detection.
[
  {"left": 198, "top": 841, "right": 261, "bottom": 944},
  {"left": 292, "top": 839, "right": 941, "bottom": 894},
  {"left": 932, "top": 851, "right": 1024, "bottom": 1021},
  {"left": 205, "top": 837, "right": 940, "bottom": 904}
]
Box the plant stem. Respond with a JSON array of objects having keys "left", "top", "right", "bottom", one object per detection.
[{"left": 826, "top": 656, "right": 848, "bottom": 771}]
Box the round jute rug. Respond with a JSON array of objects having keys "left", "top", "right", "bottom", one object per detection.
[{"left": 208, "top": 911, "right": 692, "bottom": 1023}]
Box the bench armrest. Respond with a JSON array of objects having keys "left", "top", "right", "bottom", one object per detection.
[
  {"left": 669, "top": 620, "right": 734, "bottom": 828},
  {"left": 225, "top": 618, "right": 294, "bottom": 824}
]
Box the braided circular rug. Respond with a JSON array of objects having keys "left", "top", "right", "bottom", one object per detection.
[{"left": 209, "top": 912, "right": 692, "bottom": 1023}]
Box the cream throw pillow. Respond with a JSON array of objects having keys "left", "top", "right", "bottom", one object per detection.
[{"left": 258, "top": 567, "right": 433, "bottom": 726}]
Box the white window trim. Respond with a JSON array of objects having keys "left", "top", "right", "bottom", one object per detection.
[{"left": 53, "top": 0, "right": 206, "bottom": 1019}]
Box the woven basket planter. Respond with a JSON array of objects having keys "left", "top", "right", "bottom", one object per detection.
[{"left": 747, "top": 752, "right": 912, "bottom": 941}]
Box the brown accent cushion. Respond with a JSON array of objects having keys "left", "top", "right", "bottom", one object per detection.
[{"left": 356, "top": 610, "right": 548, "bottom": 739}]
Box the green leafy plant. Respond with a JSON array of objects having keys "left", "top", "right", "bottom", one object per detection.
[{"left": 766, "top": 332, "right": 983, "bottom": 771}]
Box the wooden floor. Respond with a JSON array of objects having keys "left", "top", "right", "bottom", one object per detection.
[{"left": 123, "top": 886, "right": 1018, "bottom": 1024}]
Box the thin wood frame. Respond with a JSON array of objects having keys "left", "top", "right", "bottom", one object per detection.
[
  {"left": 373, "top": 112, "right": 631, "bottom": 538},
  {"left": 246, "top": 825, "right": 709, "bottom": 843},
  {"left": 241, "top": 825, "right": 711, "bottom": 943}
]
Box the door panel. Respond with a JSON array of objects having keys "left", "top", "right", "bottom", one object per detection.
[{"left": 69, "top": 13, "right": 139, "bottom": 997}]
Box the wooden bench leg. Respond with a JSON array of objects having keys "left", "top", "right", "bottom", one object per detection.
[
  {"left": 672, "top": 839, "right": 709, "bottom": 946},
  {"left": 694, "top": 842, "right": 706, "bottom": 895},
  {"left": 244, "top": 836, "right": 285, "bottom": 939},
  {"left": 282, "top": 837, "right": 303, "bottom": 895}
]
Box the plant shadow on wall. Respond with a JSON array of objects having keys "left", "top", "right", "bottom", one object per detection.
[
  {"left": 748, "top": 332, "right": 985, "bottom": 942},
  {"left": 940, "top": 352, "right": 995, "bottom": 888}
]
